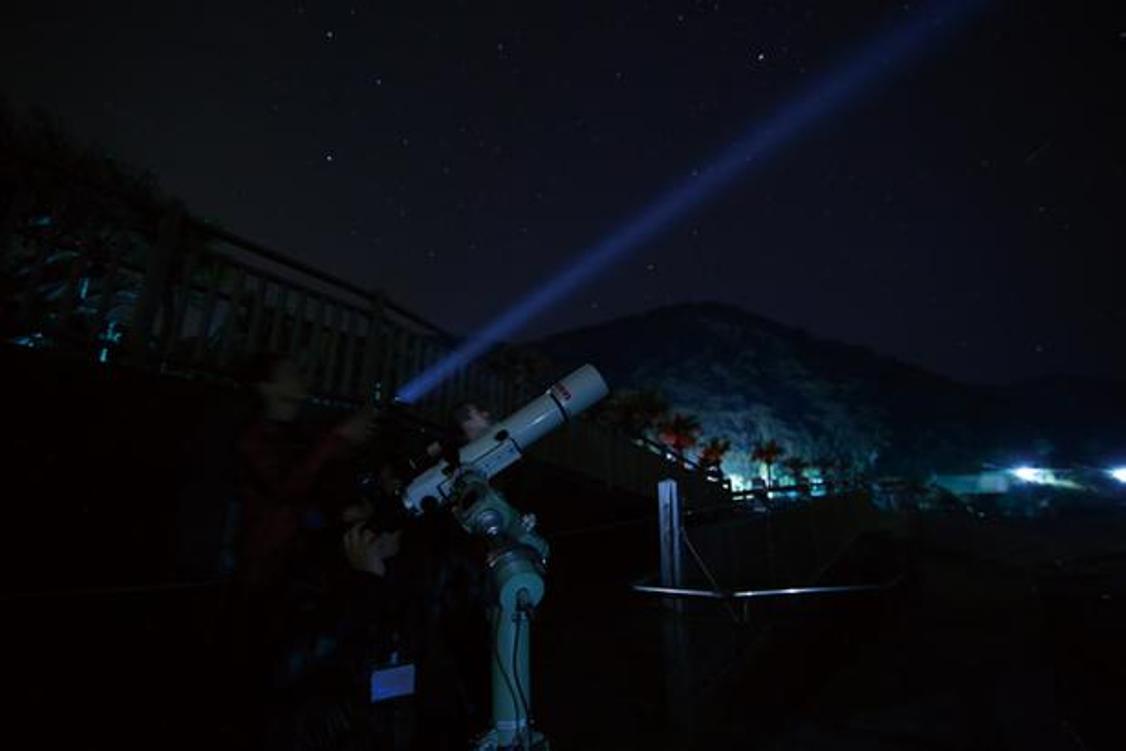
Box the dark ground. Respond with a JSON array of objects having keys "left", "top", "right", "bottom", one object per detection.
[
  {"left": 535, "top": 503, "right": 1126, "bottom": 750},
  {"left": 7, "top": 502, "right": 1122, "bottom": 750},
  {"left": 2, "top": 488, "right": 1126, "bottom": 751}
]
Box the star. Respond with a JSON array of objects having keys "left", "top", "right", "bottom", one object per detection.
[
  {"left": 325, "top": 153, "right": 335, "bottom": 162},
  {"left": 325, "top": 30, "right": 335, "bottom": 40}
]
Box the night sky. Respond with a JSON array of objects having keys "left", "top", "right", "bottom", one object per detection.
[{"left": 2, "top": 1, "right": 1122, "bottom": 383}]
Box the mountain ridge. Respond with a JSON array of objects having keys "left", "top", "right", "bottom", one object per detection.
[{"left": 527, "top": 302, "right": 1124, "bottom": 482}]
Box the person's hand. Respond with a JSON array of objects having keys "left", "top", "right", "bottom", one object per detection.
[
  {"left": 343, "top": 523, "right": 401, "bottom": 577},
  {"left": 334, "top": 407, "right": 374, "bottom": 445}
]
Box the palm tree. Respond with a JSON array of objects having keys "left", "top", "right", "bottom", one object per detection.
[
  {"left": 657, "top": 412, "right": 702, "bottom": 467},
  {"left": 751, "top": 440, "right": 786, "bottom": 487},
  {"left": 697, "top": 437, "right": 731, "bottom": 477}
]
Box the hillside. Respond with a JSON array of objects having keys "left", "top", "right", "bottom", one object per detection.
[{"left": 529, "top": 303, "right": 1125, "bottom": 481}]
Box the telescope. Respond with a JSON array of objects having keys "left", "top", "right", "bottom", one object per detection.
[
  {"left": 399, "top": 363, "right": 608, "bottom": 750},
  {"left": 401, "top": 363, "right": 608, "bottom": 515}
]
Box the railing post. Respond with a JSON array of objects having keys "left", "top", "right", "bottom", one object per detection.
[
  {"left": 322, "top": 302, "right": 341, "bottom": 394},
  {"left": 390, "top": 329, "right": 408, "bottom": 397},
  {"left": 288, "top": 289, "right": 308, "bottom": 357},
  {"left": 339, "top": 307, "right": 358, "bottom": 400},
  {"left": 128, "top": 206, "right": 183, "bottom": 364},
  {"left": 658, "top": 479, "right": 683, "bottom": 610},
  {"left": 217, "top": 266, "right": 246, "bottom": 370},
  {"left": 361, "top": 292, "right": 386, "bottom": 404},
  {"left": 658, "top": 476, "right": 690, "bottom": 737},
  {"left": 303, "top": 295, "right": 324, "bottom": 381},
  {"left": 161, "top": 241, "right": 201, "bottom": 364},
  {"left": 267, "top": 285, "right": 289, "bottom": 353},
  {"left": 245, "top": 276, "right": 267, "bottom": 358}
]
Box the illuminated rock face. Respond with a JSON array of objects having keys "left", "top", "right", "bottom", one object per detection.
[{"left": 532, "top": 303, "right": 1126, "bottom": 479}]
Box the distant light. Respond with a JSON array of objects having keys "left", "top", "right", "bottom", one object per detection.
[
  {"left": 1007, "top": 466, "right": 1082, "bottom": 489},
  {"left": 11, "top": 333, "right": 48, "bottom": 349},
  {"left": 1011, "top": 466, "right": 1049, "bottom": 484},
  {"left": 1110, "top": 467, "right": 1126, "bottom": 484}
]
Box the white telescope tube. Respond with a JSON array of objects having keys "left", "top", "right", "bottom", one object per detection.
[{"left": 401, "top": 364, "right": 608, "bottom": 514}]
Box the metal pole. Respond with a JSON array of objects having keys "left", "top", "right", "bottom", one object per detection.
[{"left": 658, "top": 479, "right": 683, "bottom": 591}]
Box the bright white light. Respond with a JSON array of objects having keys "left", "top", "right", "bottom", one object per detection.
[
  {"left": 1110, "top": 467, "right": 1126, "bottom": 484},
  {"left": 728, "top": 473, "right": 749, "bottom": 491},
  {"left": 1011, "top": 466, "right": 1049, "bottom": 484}
]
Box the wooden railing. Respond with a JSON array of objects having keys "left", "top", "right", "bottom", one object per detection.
[{"left": 2, "top": 168, "right": 731, "bottom": 508}]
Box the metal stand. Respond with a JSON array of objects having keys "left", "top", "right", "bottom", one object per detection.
[
  {"left": 454, "top": 473, "right": 550, "bottom": 751},
  {"left": 474, "top": 593, "right": 549, "bottom": 750}
]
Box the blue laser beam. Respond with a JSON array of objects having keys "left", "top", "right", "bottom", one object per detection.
[{"left": 398, "top": 0, "right": 984, "bottom": 404}]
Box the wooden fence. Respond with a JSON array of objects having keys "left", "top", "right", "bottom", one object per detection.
[{"left": 1, "top": 166, "right": 731, "bottom": 507}]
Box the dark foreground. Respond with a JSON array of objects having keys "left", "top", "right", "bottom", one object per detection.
[{"left": 5, "top": 496, "right": 1124, "bottom": 750}]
